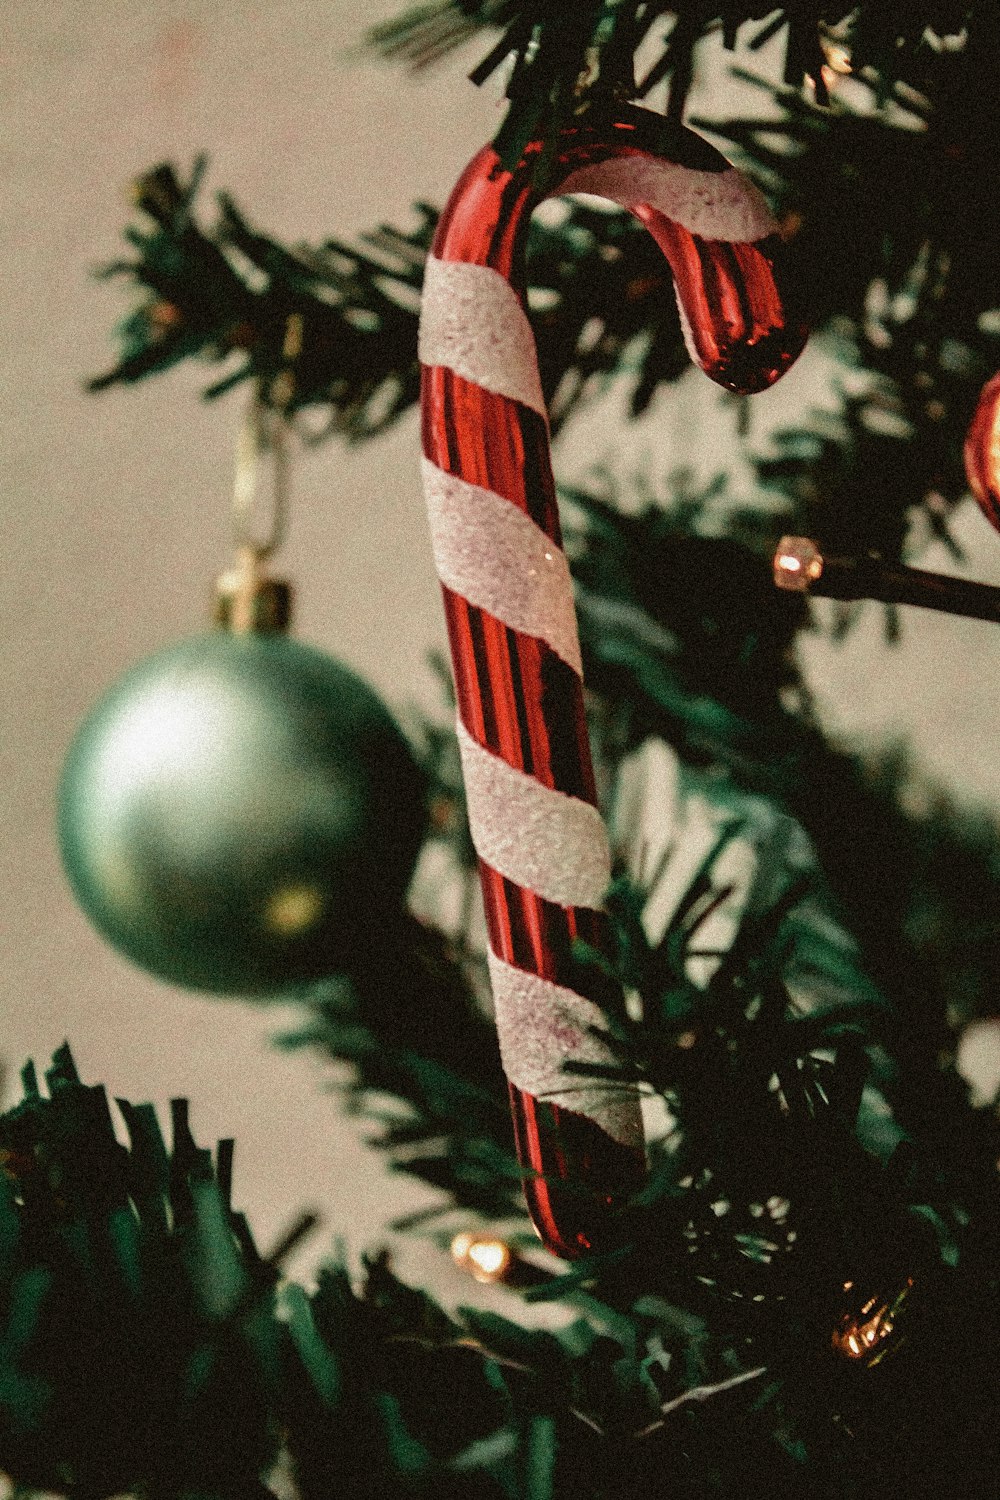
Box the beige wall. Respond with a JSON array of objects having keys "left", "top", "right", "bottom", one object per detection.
[
  {"left": 0, "top": 0, "right": 498, "bottom": 1283},
  {"left": 2, "top": 4, "right": 998, "bottom": 1283}
]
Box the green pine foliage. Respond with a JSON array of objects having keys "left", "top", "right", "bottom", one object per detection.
[
  {"left": 367, "top": 3, "right": 975, "bottom": 149},
  {"left": 16, "top": 4, "right": 1000, "bottom": 1497},
  {"left": 2, "top": 880, "right": 997, "bottom": 1497}
]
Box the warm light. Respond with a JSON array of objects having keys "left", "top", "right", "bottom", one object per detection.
[
  {"left": 469, "top": 1240, "right": 512, "bottom": 1280},
  {"left": 806, "top": 38, "right": 853, "bottom": 97},
  {"left": 774, "top": 536, "right": 824, "bottom": 591},
  {"left": 833, "top": 1302, "right": 892, "bottom": 1360},
  {"left": 820, "top": 40, "right": 852, "bottom": 76},
  {"left": 450, "top": 1231, "right": 514, "bottom": 1283},
  {"left": 832, "top": 1279, "right": 914, "bottom": 1365}
]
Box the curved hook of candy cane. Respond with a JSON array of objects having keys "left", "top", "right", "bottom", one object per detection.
[{"left": 419, "top": 106, "right": 808, "bottom": 1259}]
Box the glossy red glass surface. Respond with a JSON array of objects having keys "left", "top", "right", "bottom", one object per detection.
[
  {"left": 422, "top": 369, "right": 561, "bottom": 534},
  {"left": 964, "top": 370, "right": 1000, "bottom": 531},
  {"left": 509, "top": 1084, "right": 647, "bottom": 1259},
  {"left": 634, "top": 210, "right": 804, "bottom": 391},
  {"left": 442, "top": 588, "right": 595, "bottom": 799},
  {"left": 431, "top": 114, "right": 807, "bottom": 393}
]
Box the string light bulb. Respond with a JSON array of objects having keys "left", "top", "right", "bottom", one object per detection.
[
  {"left": 773, "top": 535, "right": 1000, "bottom": 624},
  {"left": 832, "top": 1278, "right": 914, "bottom": 1366},
  {"left": 773, "top": 536, "right": 824, "bottom": 589},
  {"left": 804, "top": 35, "right": 852, "bottom": 100},
  {"left": 450, "top": 1231, "right": 515, "bottom": 1284},
  {"left": 820, "top": 37, "right": 852, "bottom": 83}
]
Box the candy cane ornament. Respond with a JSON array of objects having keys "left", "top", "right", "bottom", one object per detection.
[{"left": 420, "top": 105, "right": 808, "bottom": 1259}]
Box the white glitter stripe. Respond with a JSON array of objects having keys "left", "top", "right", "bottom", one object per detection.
[
  {"left": 421, "top": 458, "right": 583, "bottom": 676},
  {"left": 487, "top": 949, "right": 644, "bottom": 1151},
  {"left": 418, "top": 257, "right": 546, "bottom": 415},
  {"left": 456, "top": 718, "right": 610, "bottom": 910},
  {"left": 559, "top": 159, "right": 777, "bottom": 244}
]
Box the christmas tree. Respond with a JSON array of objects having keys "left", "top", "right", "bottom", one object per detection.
[{"left": 4, "top": 4, "right": 1000, "bottom": 1496}]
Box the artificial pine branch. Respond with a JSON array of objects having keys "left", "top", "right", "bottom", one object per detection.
[
  {"left": 366, "top": 2, "right": 975, "bottom": 156},
  {"left": 567, "top": 480, "right": 1000, "bottom": 1053},
  {"left": 276, "top": 916, "right": 525, "bottom": 1225},
  {"left": 56, "top": 11, "right": 1000, "bottom": 1496},
  {"left": 0, "top": 1049, "right": 542, "bottom": 1500},
  {"left": 702, "top": 19, "right": 1000, "bottom": 554},
  {"left": 89, "top": 161, "right": 693, "bottom": 440},
  {"left": 89, "top": 161, "right": 431, "bottom": 440},
  {"left": 0, "top": 1045, "right": 281, "bottom": 1496}
]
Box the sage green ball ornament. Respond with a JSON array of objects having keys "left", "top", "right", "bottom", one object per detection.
[{"left": 57, "top": 573, "right": 427, "bottom": 994}]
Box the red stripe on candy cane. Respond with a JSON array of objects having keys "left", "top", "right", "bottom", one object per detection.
[
  {"left": 478, "top": 859, "right": 608, "bottom": 986},
  {"left": 420, "top": 106, "right": 807, "bottom": 1257},
  {"left": 421, "top": 369, "right": 560, "bottom": 535},
  {"left": 442, "top": 587, "right": 594, "bottom": 798}
]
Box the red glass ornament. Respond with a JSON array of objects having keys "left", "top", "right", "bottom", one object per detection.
[{"left": 964, "top": 370, "right": 1000, "bottom": 531}]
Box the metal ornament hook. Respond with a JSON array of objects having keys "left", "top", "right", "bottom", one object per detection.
[
  {"left": 230, "top": 312, "right": 303, "bottom": 560},
  {"left": 217, "top": 314, "right": 303, "bottom": 633},
  {"left": 232, "top": 394, "right": 290, "bottom": 561}
]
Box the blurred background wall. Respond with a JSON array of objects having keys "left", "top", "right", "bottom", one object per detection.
[{"left": 2, "top": 1, "right": 998, "bottom": 1283}]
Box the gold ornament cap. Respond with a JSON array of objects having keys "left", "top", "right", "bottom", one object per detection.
[{"left": 214, "top": 548, "right": 293, "bottom": 634}]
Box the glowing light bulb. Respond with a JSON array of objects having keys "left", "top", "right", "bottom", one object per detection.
[
  {"left": 832, "top": 1278, "right": 914, "bottom": 1365},
  {"left": 774, "top": 536, "right": 825, "bottom": 591},
  {"left": 450, "top": 1231, "right": 515, "bottom": 1283}
]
